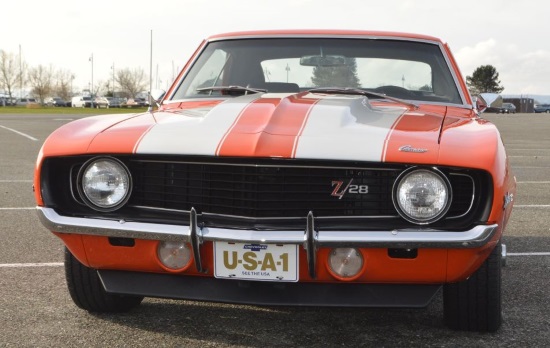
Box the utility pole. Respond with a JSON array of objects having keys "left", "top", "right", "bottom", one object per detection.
[{"left": 89, "top": 54, "right": 94, "bottom": 106}]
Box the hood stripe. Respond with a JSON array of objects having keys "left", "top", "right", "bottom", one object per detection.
[
  {"left": 293, "top": 98, "right": 407, "bottom": 162},
  {"left": 134, "top": 94, "right": 262, "bottom": 155},
  {"left": 216, "top": 94, "right": 318, "bottom": 158}
]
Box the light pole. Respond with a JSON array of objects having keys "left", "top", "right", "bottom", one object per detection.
[
  {"left": 89, "top": 54, "right": 94, "bottom": 107},
  {"left": 286, "top": 63, "right": 290, "bottom": 83},
  {"left": 70, "top": 74, "right": 74, "bottom": 97},
  {"left": 111, "top": 63, "right": 115, "bottom": 97}
]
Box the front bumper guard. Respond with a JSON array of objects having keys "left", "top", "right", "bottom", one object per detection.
[{"left": 37, "top": 206, "right": 498, "bottom": 277}]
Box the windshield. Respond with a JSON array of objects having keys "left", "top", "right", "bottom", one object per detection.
[{"left": 171, "top": 38, "right": 463, "bottom": 104}]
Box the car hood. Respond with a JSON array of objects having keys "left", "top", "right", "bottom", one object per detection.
[
  {"left": 131, "top": 92, "right": 448, "bottom": 163},
  {"left": 42, "top": 93, "right": 460, "bottom": 164}
]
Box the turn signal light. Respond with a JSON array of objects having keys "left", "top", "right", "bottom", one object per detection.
[
  {"left": 327, "top": 248, "right": 364, "bottom": 280},
  {"left": 157, "top": 241, "right": 192, "bottom": 271}
]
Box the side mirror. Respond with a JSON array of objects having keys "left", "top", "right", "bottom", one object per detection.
[
  {"left": 473, "top": 96, "right": 487, "bottom": 114},
  {"left": 150, "top": 89, "right": 166, "bottom": 106}
]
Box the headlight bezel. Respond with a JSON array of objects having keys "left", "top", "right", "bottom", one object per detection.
[
  {"left": 77, "top": 156, "right": 132, "bottom": 212},
  {"left": 392, "top": 167, "right": 452, "bottom": 225}
]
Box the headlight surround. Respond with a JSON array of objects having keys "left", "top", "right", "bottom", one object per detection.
[
  {"left": 393, "top": 168, "right": 452, "bottom": 224},
  {"left": 78, "top": 157, "right": 132, "bottom": 211}
]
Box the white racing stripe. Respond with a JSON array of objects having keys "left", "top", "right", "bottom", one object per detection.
[
  {"left": 294, "top": 97, "right": 406, "bottom": 161},
  {"left": 135, "top": 94, "right": 261, "bottom": 155}
]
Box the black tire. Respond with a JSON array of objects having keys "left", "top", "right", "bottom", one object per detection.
[
  {"left": 443, "top": 243, "right": 502, "bottom": 332},
  {"left": 64, "top": 247, "right": 144, "bottom": 312}
]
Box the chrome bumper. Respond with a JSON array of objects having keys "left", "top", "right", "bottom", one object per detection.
[
  {"left": 37, "top": 206, "right": 497, "bottom": 249},
  {"left": 38, "top": 206, "right": 498, "bottom": 277}
]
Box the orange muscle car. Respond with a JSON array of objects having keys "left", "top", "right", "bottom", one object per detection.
[{"left": 35, "top": 30, "right": 516, "bottom": 332}]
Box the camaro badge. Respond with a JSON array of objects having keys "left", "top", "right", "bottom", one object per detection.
[{"left": 399, "top": 145, "right": 428, "bottom": 153}]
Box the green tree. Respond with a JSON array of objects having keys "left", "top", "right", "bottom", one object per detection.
[
  {"left": 466, "top": 65, "right": 504, "bottom": 95},
  {"left": 311, "top": 58, "right": 360, "bottom": 88}
]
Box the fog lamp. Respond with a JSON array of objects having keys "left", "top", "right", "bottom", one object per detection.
[
  {"left": 328, "top": 248, "right": 364, "bottom": 280},
  {"left": 157, "top": 241, "right": 192, "bottom": 271}
]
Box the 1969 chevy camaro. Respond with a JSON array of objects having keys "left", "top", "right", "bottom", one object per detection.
[{"left": 35, "top": 30, "right": 516, "bottom": 332}]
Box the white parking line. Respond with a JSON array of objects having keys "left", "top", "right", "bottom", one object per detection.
[
  {"left": 0, "top": 125, "right": 38, "bottom": 141},
  {"left": 0, "top": 263, "right": 63, "bottom": 268},
  {"left": 0, "top": 207, "right": 35, "bottom": 210},
  {"left": 508, "top": 252, "right": 550, "bottom": 256},
  {"left": 0, "top": 180, "right": 33, "bottom": 183},
  {"left": 514, "top": 205, "right": 550, "bottom": 208}
]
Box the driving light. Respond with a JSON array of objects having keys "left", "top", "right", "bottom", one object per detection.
[
  {"left": 328, "top": 248, "right": 364, "bottom": 280},
  {"left": 157, "top": 241, "right": 192, "bottom": 271},
  {"left": 393, "top": 168, "right": 451, "bottom": 224},
  {"left": 79, "top": 157, "right": 131, "bottom": 211}
]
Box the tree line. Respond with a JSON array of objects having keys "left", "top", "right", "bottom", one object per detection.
[{"left": 0, "top": 49, "right": 148, "bottom": 104}]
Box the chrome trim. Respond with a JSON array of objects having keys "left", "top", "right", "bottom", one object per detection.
[
  {"left": 38, "top": 206, "right": 498, "bottom": 249},
  {"left": 131, "top": 158, "right": 401, "bottom": 171},
  {"left": 447, "top": 173, "right": 475, "bottom": 219},
  {"left": 131, "top": 205, "right": 399, "bottom": 221},
  {"left": 305, "top": 211, "right": 317, "bottom": 279},
  {"left": 189, "top": 208, "right": 204, "bottom": 273},
  {"left": 391, "top": 167, "right": 453, "bottom": 225}
]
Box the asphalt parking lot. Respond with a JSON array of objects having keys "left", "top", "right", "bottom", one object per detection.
[{"left": 0, "top": 112, "right": 549, "bottom": 347}]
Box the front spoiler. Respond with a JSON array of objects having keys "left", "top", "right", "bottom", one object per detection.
[{"left": 98, "top": 270, "right": 441, "bottom": 308}]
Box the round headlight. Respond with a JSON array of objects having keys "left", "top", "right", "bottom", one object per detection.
[
  {"left": 393, "top": 168, "right": 451, "bottom": 224},
  {"left": 79, "top": 157, "right": 131, "bottom": 211}
]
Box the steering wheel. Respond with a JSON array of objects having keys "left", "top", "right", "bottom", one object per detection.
[{"left": 374, "top": 85, "right": 414, "bottom": 99}]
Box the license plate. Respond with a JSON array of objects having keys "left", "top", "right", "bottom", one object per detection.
[{"left": 214, "top": 242, "right": 298, "bottom": 282}]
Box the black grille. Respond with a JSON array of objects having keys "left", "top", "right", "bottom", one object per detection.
[
  {"left": 129, "top": 160, "right": 400, "bottom": 218},
  {"left": 45, "top": 155, "right": 486, "bottom": 230}
]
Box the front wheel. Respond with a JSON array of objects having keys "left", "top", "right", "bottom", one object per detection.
[
  {"left": 64, "top": 247, "right": 143, "bottom": 312},
  {"left": 443, "top": 243, "right": 502, "bottom": 332}
]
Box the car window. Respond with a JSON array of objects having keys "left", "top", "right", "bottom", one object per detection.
[
  {"left": 178, "top": 49, "right": 228, "bottom": 96},
  {"left": 171, "top": 38, "right": 462, "bottom": 104}
]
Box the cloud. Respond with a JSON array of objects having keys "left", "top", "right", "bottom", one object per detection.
[{"left": 455, "top": 39, "right": 550, "bottom": 95}]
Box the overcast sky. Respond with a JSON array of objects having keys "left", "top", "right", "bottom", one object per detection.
[{"left": 2, "top": 0, "right": 548, "bottom": 96}]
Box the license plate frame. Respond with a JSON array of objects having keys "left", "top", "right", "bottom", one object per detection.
[{"left": 214, "top": 242, "right": 299, "bottom": 282}]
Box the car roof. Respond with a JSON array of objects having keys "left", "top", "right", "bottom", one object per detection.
[{"left": 206, "top": 30, "right": 444, "bottom": 44}]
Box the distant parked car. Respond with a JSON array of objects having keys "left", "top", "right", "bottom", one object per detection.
[
  {"left": 45, "top": 97, "right": 67, "bottom": 107},
  {"left": 501, "top": 103, "right": 516, "bottom": 114},
  {"left": 71, "top": 96, "right": 92, "bottom": 108},
  {"left": 94, "top": 97, "right": 110, "bottom": 108},
  {"left": 534, "top": 104, "right": 550, "bottom": 113},
  {"left": 16, "top": 98, "right": 38, "bottom": 106},
  {"left": 106, "top": 97, "right": 124, "bottom": 108},
  {"left": 122, "top": 98, "right": 148, "bottom": 108}
]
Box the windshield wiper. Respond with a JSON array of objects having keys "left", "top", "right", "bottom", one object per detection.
[
  {"left": 197, "top": 85, "right": 267, "bottom": 95},
  {"left": 308, "top": 87, "right": 418, "bottom": 109}
]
